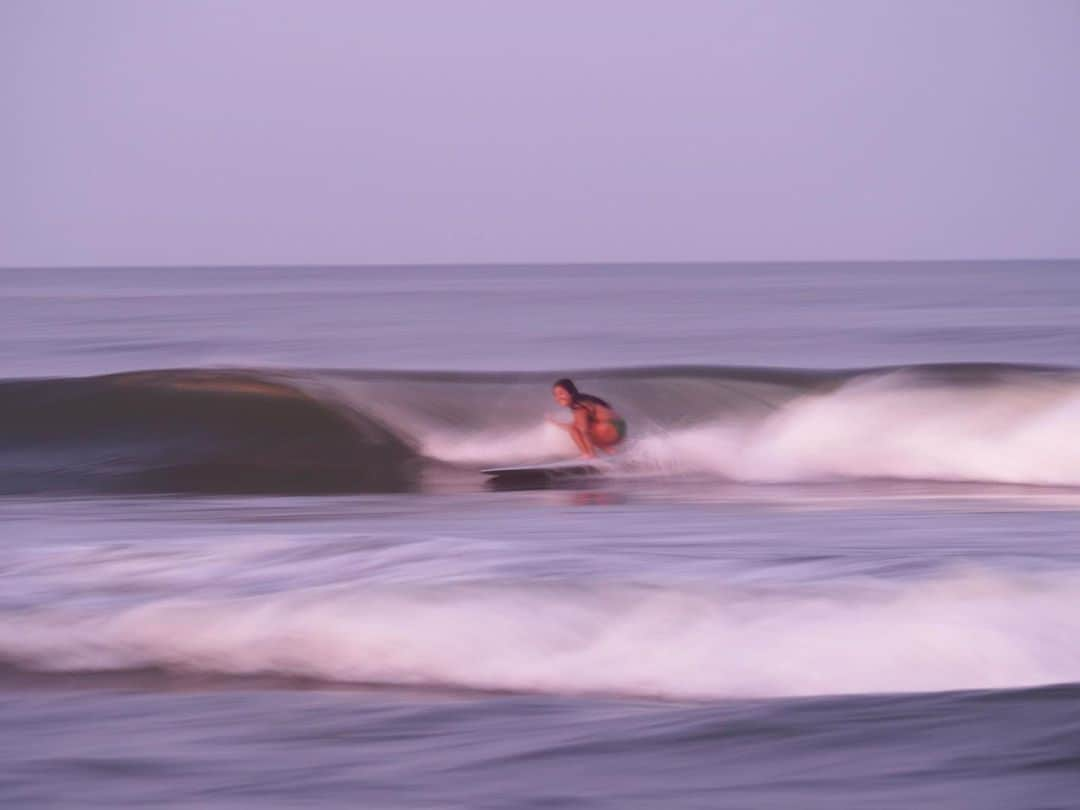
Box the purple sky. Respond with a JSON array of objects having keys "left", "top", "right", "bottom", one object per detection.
[{"left": 4, "top": 0, "right": 1079, "bottom": 266}]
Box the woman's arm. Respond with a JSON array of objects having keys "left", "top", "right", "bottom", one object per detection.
[{"left": 547, "top": 409, "right": 596, "bottom": 457}]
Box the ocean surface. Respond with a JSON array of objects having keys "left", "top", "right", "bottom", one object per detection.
[{"left": 2, "top": 261, "right": 1080, "bottom": 808}]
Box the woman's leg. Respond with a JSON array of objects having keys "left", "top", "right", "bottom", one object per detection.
[{"left": 589, "top": 422, "right": 622, "bottom": 451}]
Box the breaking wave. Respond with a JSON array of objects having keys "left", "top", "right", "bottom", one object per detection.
[
  {"left": 2, "top": 569, "right": 1079, "bottom": 699},
  {"left": 1, "top": 362, "right": 1079, "bottom": 493}
]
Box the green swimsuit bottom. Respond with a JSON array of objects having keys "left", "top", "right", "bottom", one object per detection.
[{"left": 605, "top": 416, "right": 628, "bottom": 441}]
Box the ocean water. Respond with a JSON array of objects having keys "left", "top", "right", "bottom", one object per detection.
[{"left": 2, "top": 261, "right": 1080, "bottom": 808}]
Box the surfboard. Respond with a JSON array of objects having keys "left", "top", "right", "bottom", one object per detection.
[{"left": 482, "top": 459, "right": 609, "bottom": 487}]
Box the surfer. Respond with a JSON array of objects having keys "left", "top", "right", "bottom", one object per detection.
[{"left": 549, "top": 378, "right": 627, "bottom": 458}]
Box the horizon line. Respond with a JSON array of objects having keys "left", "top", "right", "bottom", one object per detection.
[{"left": 2, "top": 257, "right": 1077, "bottom": 271}]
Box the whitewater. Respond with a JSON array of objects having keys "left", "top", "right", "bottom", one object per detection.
[{"left": 5, "top": 560, "right": 1080, "bottom": 700}]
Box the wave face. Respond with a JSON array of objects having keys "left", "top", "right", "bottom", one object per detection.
[
  {"left": 1, "top": 363, "right": 1079, "bottom": 494},
  {"left": 3, "top": 569, "right": 1079, "bottom": 699},
  {"left": 0, "top": 370, "right": 419, "bottom": 494}
]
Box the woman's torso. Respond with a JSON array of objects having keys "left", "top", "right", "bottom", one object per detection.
[{"left": 573, "top": 394, "right": 618, "bottom": 424}]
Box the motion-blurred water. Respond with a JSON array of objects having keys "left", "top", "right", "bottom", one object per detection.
[{"left": 3, "top": 262, "right": 1080, "bottom": 808}]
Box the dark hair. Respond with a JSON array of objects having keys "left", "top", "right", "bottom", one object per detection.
[{"left": 553, "top": 378, "right": 580, "bottom": 399}]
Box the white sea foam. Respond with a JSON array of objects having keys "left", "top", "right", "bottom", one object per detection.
[
  {"left": 420, "top": 371, "right": 1080, "bottom": 486},
  {"left": 3, "top": 569, "right": 1079, "bottom": 699},
  {"left": 419, "top": 421, "right": 576, "bottom": 466}
]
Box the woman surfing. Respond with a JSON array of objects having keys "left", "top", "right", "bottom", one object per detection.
[{"left": 549, "top": 378, "right": 627, "bottom": 459}]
